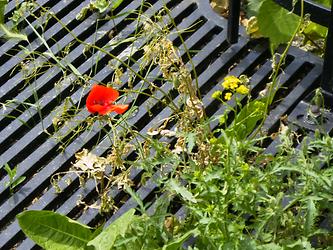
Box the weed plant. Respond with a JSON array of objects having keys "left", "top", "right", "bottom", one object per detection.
[{"left": 0, "top": 0, "right": 331, "bottom": 249}]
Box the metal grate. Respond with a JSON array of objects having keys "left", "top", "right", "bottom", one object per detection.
[{"left": 0, "top": 0, "right": 327, "bottom": 249}]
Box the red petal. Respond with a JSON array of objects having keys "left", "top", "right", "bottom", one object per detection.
[
  {"left": 86, "top": 84, "right": 121, "bottom": 115},
  {"left": 87, "top": 104, "right": 109, "bottom": 115},
  {"left": 86, "top": 84, "right": 119, "bottom": 107},
  {"left": 108, "top": 104, "right": 129, "bottom": 114}
]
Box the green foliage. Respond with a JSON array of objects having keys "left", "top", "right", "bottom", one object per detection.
[
  {"left": 226, "top": 99, "right": 266, "bottom": 140},
  {"left": 247, "top": 0, "right": 329, "bottom": 51},
  {"left": 175, "top": 131, "right": 333, "bottom": 248},
  {"left": 87, "top": 209, "right": 136, "bottom": 250},
  {"left": 257, "top": 0, "right": 299, "bottom": 50},
  {"left": 3, "top": 163, "right": 26, "bottom": 195},
  {"left": 17, "top": 196, "right": 198, "bottom": 249},
  {"left": 76, "top": 0, "right": 124, "bottom": 20},
  {"left": 168, "top": 179, "right": 197, "bottom": 203},
  {"left": 0, "top": 1, "right": 28, "bottom": 41},
  {"left": 17, "top": 210, "right": 94, "bottom": 250}
]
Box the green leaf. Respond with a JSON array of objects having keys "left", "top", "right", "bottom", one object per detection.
[
  {"left": 257, "top": 0, "right": 299, "bottom": 49},
  {"left": 227, "top": 99, "right": 266, "bottom": 140},
  {"left": 246, "top": 0, "right": 264, "bottom": 16},
  {"left": 4, "top": 163, "right": 14, "bottom": 179},
  {"left": 0, "top": 0, "right": 7, "bottom": 24},
  {"left": 110, "top": 0, "right": 124, "bottom": 10},
  {"left": 0, "top": 24, "right": 28, "bottom": 41},
  {"left": 187, "top": 132, "right": 196, "bottom": 152},
  {"left": 125, "top": 186, "right": 145, "bottom": 212},
  {"left": 87, "top": 208, "right": 136, "bottom": 250},
  {"left": 162, "top": 228, "right": 199, "bottom": 250},
  {"left": 11, "top": 176, "right": 26, "bottom": 189},
  {"left": 92, "top": 0, "right": 109, "bottom": 13},
  {"left": 168, "top": 179, "right": 197, "bottom": 203},
  {"left": 304, "top": 198, "right": 317, "bottom": 236},
  {"left": 257, "top": 243, "right": 283, "bottom": 250},
  {"left": 17, "top": 210, "right": 93, "bottom": 250}
]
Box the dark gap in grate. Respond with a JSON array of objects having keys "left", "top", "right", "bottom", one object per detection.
[
  {"left": 2, "top": 230, "right": 26, "bottom": 250},
  {"left": 270, "top": 62, "right": 315, "bottom": 110},
  {"left": 171, "top": 3, "right": 197, "bottom": 26},
  {"left": 181, "top": 25, "right": 223, "bottom": 61},
  {"left": 0, "top": 0, "right": 90, "bottom": 68},
  {"left": 172, "top": 17, "right": 208, "bottom": 47},
  {"left": 192, "top": 40, "right": 230, "bottom": 81},
  {"left": 0, "top": 72, "right": 64, "bottom": 154},
  {"left": 168, "top": 195, "right": 183, "bottom": 215},
  {"left": 251, "top": 54, "right": 296, "bottom": 99}
]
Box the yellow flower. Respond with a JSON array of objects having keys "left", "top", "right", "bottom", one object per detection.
[
  {"left": 236, "top": 85, "right": 250, "bottom": 95},
  {"left": 224, "top": 92, "right": 232, "bottom": 101},
  {"left": 212, "top": 90, "right": 222, "bottom": 99},
  {"left": 222, "top": 75, "right": 240, "bottom": 90}
]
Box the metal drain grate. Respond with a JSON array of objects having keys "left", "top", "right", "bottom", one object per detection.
[{"left": 0, "top": 0, "right": 326, "bottom": 249}]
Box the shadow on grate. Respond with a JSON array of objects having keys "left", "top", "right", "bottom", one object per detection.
[{"left": 0, "top": 0, "right": 330, "bottom": 249}]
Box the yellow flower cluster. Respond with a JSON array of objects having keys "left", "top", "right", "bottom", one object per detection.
[
  {"left": 222, "top": 76, "right": 240, "bottom": 90},
  {"left": 211, "top": 90, "right": 222, "bottom": 99},
  {"left": 236, "top": 85, "right": 249, "bottom": 95},
  {"left": 221, "top": 75, "right": 250, "bottom": 100},
  {"left": 224, "top": 92, "right": 233, "bottom": 101}
]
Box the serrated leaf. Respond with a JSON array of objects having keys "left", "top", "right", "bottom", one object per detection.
[
  {"left": 169, "top": 179, "right": 197, "bottom": 203},
  {"left": 87, "top": 208, "right": 136, "bottom": 250},
  {"left": 305, "top": 198, "right": 317, "bottom": 236},
  {"left": 257, "top": 0, "right": 299, "bottom": 49},
  {"left": 17, "top": 210, "right": 93, "bottom": 250}
]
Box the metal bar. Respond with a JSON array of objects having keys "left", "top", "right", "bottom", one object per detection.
[
  {"left": 227, "top": 0, "right": 241, "bottom": 43},
  {"left": 321, "top": 0, "right": 333, "bottom": 93}
]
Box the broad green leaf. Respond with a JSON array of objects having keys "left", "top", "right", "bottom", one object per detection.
[
  {"left": 87, "top": 208, "right": 136, "bottom": 250},
  {"left": 0, "top": 24, "right": 28, "bottom": 41},
  {"left": 17, "top": 210, "right": 93, "bottom": 250},
  {"left": 168, "top": 179, "right": 197, "bottom": 203},
  {"left": 246, "top": 0, "right": 264, "bottom": 16},
  {"left": 303, "top": 22, "right": 327, "bottom": 40},
  {"left": 0, "top": 0, "right": 7, "bottom": 24},
  {"left": 227, "top": 99, "right": 266, "bottom": 140},
  {"left": 257, "top": 0, "right": 299, "bottom": 49},
  {"left": 162, "top": 228, "right": 199, "bottom": 250}
]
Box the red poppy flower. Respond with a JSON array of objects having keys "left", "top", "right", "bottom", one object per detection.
[{"left": 86, "top": 84, "right": 129, "bottom": 115}]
